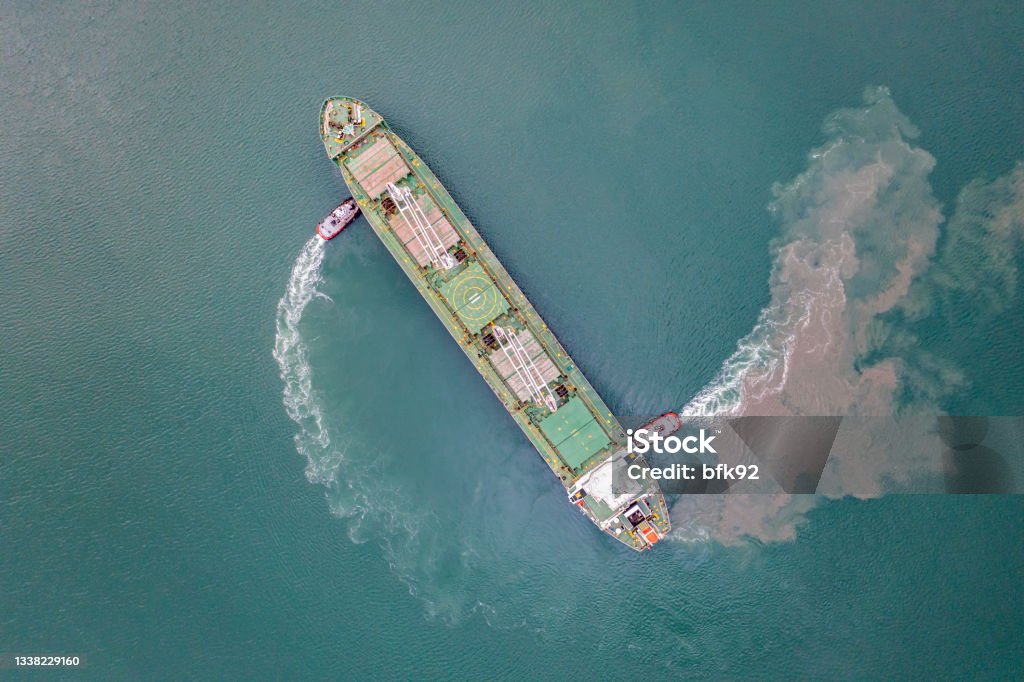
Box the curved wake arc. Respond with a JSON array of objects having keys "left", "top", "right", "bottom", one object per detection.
[{"left": 272, "top": 237, "right": 343, "bottom": 484}]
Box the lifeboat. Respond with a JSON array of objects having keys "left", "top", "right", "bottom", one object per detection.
[
  {"left": 317, "top": 198, "right": 359, "bottom": 240},
  {"left": 638, "top": 522, "right": 661, "bottom": 546}
]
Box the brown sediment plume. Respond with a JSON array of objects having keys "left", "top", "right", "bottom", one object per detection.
[{"left": 670, "top": 89, "right": 1022, "bottom": 544}]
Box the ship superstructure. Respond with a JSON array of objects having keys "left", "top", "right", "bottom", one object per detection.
[{"left": 318, "top": 97, "right": 670, "bottom": 550}]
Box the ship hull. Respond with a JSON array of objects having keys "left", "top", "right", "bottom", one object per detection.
[{"left": 319, "top": 97, "right": 670, "bottom": 550}]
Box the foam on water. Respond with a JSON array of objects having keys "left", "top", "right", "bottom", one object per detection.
[
  {"left": 271, "top": 235, "right": 458, "bottom": 614},
  {"left": 273, "top": 237, "right": 343, "bottom": 485},
  {"left": 679, "top": 87, "right": 934, "bottom": 420}
]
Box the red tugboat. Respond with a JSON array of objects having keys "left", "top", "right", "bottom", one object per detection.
[
  {"left": 640, "top": 412, "right": 682, "bottom": 438},
  {"left": 316, "top": 198, "right": 359, "bottom": 240}
]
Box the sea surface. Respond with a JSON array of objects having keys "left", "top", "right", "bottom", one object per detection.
[{"left": 2, "top": 2, "right": 1023, "bottom": 678}]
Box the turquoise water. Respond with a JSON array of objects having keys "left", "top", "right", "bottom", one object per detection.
[{"left": 2, "top": 1, "right": 1023, "bottom": 678}]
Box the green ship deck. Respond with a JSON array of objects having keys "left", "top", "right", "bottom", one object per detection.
[{"left": 319, "top": 97, "right": 670, "bottom": 551}]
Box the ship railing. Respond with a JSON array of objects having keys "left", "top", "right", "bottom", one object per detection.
[
  {"left": 386, "top": 182, "right": 455, "bottom": 270},
  {"left": 493, "top": 325, "right": 558, "bottom": 412}
]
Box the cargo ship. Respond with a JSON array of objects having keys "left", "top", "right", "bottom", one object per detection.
[{"left": 318, "top": 97, "right": 670, "bottom": 550}]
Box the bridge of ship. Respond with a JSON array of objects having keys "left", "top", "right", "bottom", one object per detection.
[{"left": 337, "top": 126, "right": 615, "bottom": 475}]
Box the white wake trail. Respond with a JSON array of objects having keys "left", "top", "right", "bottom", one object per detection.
[{"left": 273, "top": 237, "right": 342, "bottom": 484}]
